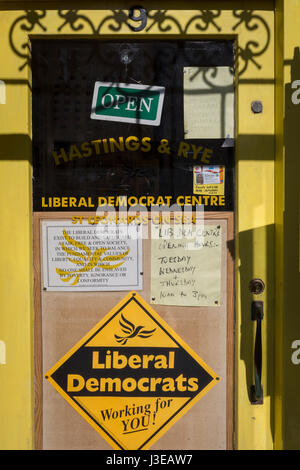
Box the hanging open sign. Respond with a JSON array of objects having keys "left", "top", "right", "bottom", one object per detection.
[{"left": 90, "top": 82, "right": 165, "bottom": 126}]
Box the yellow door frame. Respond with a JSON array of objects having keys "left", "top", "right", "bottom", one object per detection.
[
  {"left": 0, "top": 1, "right": 280, "bottom": 450},
  {"left": 274, "top": 0, "right": 300, "bottom": 451}
]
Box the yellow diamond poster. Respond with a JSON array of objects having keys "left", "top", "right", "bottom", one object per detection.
[{"left": 45, "top": 292, "right": 220, "bottom": 450}]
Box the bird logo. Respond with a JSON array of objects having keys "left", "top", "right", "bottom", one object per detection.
[
  {"left": 56, "top": 229, "right": 130, "bottom": 286},
  {"left": 114, "top": 314, "right": 156, "bottom": 345}
]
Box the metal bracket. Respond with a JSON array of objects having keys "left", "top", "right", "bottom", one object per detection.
[{"left": 251, "top": 300, "right": 264, "bottom": 321}]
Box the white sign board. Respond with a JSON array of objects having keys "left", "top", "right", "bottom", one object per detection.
[
  {"left": 42, "top": 221, "right": 142, "bottom": 291},
  {"left": 184, "top": 66, "right": 234, "bottom": 139}
]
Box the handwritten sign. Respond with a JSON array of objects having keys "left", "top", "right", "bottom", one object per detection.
[{"left": 151, "top": 223, "right": 222, "bottom": 306}]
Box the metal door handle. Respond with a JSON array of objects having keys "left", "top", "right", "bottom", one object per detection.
[{"left": 250, "top": 301, "right": 264, "bottom": 404}]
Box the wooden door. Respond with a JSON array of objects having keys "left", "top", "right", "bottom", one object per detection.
[{"left": 33, "top": 39, "right": 235, "bottom": 450}]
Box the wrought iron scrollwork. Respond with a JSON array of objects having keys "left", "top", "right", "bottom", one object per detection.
[
  {"left": 146, "top": 10, "right": 183, "bottom": 34},
  {"left": 57, "top": 9, "right": 129, "bottom": 34},
  {"left": 183, "top": 9, "right": 222, "bottom": 33},
  {"left": 9, "top": 10, "right": 47, "bottom": 70},
  {"left": 232, "top": 10, "right": 271, "bottom": 76},
  {"left": 8, "top": 8, "right": 271, "bottom": 77},
  {"left": 146, "top": 9, "right": 221, "bottom": 34}
]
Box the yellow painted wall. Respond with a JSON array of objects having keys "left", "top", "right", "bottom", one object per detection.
[
  {"left": 275, "top": 0, "right": 300, "bottom": 450},
  {"left": 0, "top": 8, "right": 33, "bottom": 449},
  {"left": 0, "top": 1, "right": 277, "bottom": 449}
]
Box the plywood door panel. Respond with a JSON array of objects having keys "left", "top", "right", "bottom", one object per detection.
[{"left": 34, "top": 212, "right": 234, "bottom": 450}]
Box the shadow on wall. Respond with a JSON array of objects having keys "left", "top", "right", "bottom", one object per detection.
[
  {"left": 283, "top": 46, "right": 300, "bottom": 450},
  {"left": 238, "top": 45, "right": 300, "bottom": 450},
  {"left": 0, "top": 134, "right": 32, "bottom": 162},
  {"left": 7, "top": 8, "right": 271, "bottom": 78},
  {"left": 238, "top": 223, "right": 275, "bottom": 439}
]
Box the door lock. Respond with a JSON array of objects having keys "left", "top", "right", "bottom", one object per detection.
[{"left": 249, "top": 278, "right": 265, "bottom": 295}]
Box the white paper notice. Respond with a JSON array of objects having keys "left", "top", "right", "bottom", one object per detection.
[
  {"left": 42, "top": 220, "right": 142, "bottom": 291},
  {"left": 184, "top": 66, "right": 234, "bottom": 139},
  {"left": 151, "top": 223, "right": 222, "bottom": 306}
]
